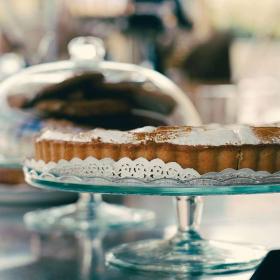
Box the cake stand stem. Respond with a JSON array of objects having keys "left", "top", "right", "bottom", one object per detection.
[
  {"left": 176, "top": 196, "right": 203, "bottom": 234},
  {"left": 78, "top": 231, "right": 105, "bottom": 280},
  {"left": 76, "top": 193, "right": 102, "bottom": 221},
  {"left": 170, "top": 196, "right": 204, "bottom": 256}
]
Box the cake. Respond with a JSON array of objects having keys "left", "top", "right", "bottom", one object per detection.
[
  {"left": 7, "top": 71, "right": 176, "bottom": 129},
  {"left": 34, "top": 125, "right": 280, "bottom": 174}
]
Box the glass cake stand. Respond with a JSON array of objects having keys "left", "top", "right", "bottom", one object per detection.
[
  {"left": 18, "top": 162, "right": 155, "bottom": 232},
  {"left": 0, "top": 159, "right": 154, "bottom": 231},
  {"left": 24, "top": 193, "right": 155, "bottom": 233},
  {"left": 24, "top": 166, "right": 280, "bottom": 275}
]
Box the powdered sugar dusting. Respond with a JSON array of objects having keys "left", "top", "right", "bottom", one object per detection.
[
  {"left": 38, "top": 125, "right": 280, "bottom": 146},
  {"left": 227, "top": 125, "right": 261, "bottom": 145},
  {"left": 169, "top": 127, "right": 239, "bottom": 145}
]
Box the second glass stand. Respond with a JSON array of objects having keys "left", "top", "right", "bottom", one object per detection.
[{"left": 24, "top": 193, "right": 155, "bottom": 233}]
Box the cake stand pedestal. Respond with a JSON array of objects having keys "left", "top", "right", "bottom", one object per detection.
[
  {"left": 108, "top": 196, "right": 265, "bottom": 275},
  {"left": 24, "top": 167, "right": 280, "bottom": 275}
]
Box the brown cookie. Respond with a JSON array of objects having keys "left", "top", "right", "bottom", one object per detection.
[
  {"left": 24, "top": 71, "right": 105, "bottom": 108},
  {"left": 35, "top": 99, "right": 131, "bottom": 117}
]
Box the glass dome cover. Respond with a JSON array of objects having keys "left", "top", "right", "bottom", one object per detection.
[{"left": 0, "top": 37, "right": 200, "bottom": 163}]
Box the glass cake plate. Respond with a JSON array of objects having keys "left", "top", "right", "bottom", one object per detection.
[{"left": 23, "top": 163, "right": 280, "bottom": 275}]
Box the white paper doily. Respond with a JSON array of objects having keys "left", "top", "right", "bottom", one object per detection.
[{"left": 25, "top": 157, "right": 280, "bottom": 187}]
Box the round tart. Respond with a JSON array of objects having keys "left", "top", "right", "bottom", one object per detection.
[{"left": 35, "top": 125, "right": 280, "bottom": 174}]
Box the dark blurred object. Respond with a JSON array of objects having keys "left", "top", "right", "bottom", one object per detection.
[
  {"left": 61, "top": 0, "right": 193, "bottom": 70},
  {"left": 122, "top": 0, "right": 169, "bottom": 69},
  {"left": 8, "top": 70, "right": 175, "bottom": 129},
  {"left": 127, "top": 14, "right": 164, "bottom": 32},
  {"left": 156, "top": 28, "right": 197, "bottom": 73},
  {"left": 173, "top": 0, "right": 192, "bottom": 29},
  {"left": 120, "top": 0, "right": 193, "bottom": 69},
  {"left": 250, "top": 250, "right": 280, "bottom": 280},
  {"left": 182, "top": 32, "right": 233, "bottom": 82},
  {"left": 133, "top": 0, "right": 192, "bottom": 28}
]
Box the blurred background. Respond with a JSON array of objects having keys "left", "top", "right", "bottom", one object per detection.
[
  {"left": 1, "top": 0, "right": 280, "bottom": 125},
  {"left": 0, "top": 1, "right": 280, "bottom": 280}
]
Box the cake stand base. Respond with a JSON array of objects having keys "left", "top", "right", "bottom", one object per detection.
[
  {"left": 24, "top": 194, "right": 155, "bottom": 233},
  {"left": 107, "top": 231, "right": 266, "bottom": 275},
  {"left": 107, "top": 196, "right": 266, "bottom": 275}
]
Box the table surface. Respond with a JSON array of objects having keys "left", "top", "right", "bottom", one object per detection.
[{"left": 0, "top": 192, "right": 279, "bottom": 280}]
